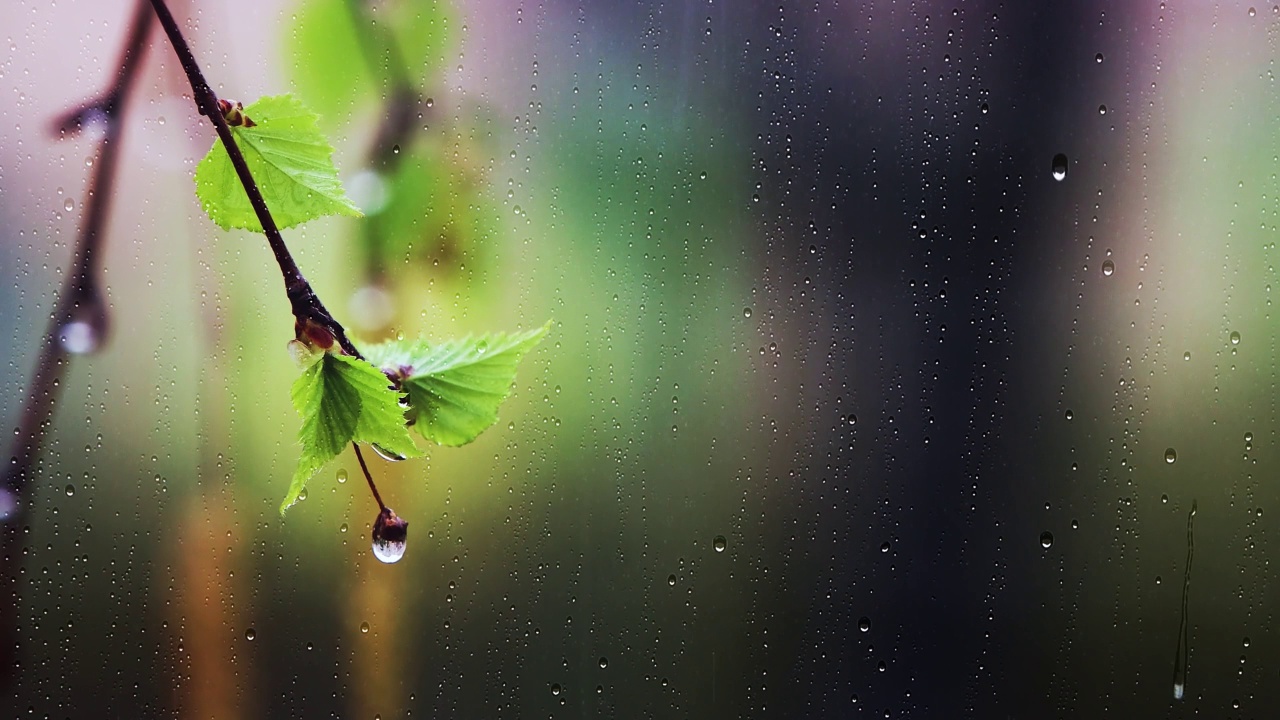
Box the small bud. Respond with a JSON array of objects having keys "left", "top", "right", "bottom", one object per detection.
[{"left": 218, "top": 98, "right": 257, "bottom": 128}]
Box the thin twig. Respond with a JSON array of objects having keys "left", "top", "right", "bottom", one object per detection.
[
  {"left": 4, "top": 0, "right": 152, "bottom": 498},
  {"left": 1, "top": 0, "right": 154, "bottom": 691},
  {"left": 352, "top": 443, "right": 386, "bottom": 512},
  {"left": 342, "top": 0, "right": 428, "bottom": 281},
  {"left": 146, "top": 0, "right": 362, "bottom": 359}
]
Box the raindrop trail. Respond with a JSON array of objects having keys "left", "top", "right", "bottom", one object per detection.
[
  {"left": 353, "top": 443, "right": 386, "bottom": 512},
  {"left": 1172, "top": 499, "right": 1196, "bottom": 700}
]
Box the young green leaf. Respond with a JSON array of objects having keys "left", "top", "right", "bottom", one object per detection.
[
  {"left": 362, "top": 321, "right": 550, "bottom": 447},
  {"left": 281, "top": 351, "right": 421, "bottom": 514},
  {"left": 195, "top": 94, "right": 362, "bottom": 232}
]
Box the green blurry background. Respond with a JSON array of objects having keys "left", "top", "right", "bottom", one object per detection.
[{"left": 1, "top": 0, "right": 1277, "bottom": 717}]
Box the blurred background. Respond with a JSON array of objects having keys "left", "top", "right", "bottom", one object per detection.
[{"left": 1, "top": 0, "right": 1277, "bottom": 716}]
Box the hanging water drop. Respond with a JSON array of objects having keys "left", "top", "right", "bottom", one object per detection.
[
  {"left": 1101, "top": 260, "right": 1114, "bottom": 276},
  {"left": 372, "top": 507, "right": 408, "bottom": 563},
  {"left": 336, "top": 468, "right": 348, "bottom": 483},
  {"left": 372, "top": 443, "right": 406, "bottom": 462},
  {"left": 713, "top": 535, "right": 727, "bottom": 552},
  {"left": 1040, "top": 531, "right": 1054, "bottom": 548},
  {"left": 1165, "top": 448, "right": 1177, "bottom": 464},
  {"left": 1229, "top": 330, "right": 1241, "bottom": 345},
  {"left": 58, "top": 295, "right": 109, "bottom": 355}
]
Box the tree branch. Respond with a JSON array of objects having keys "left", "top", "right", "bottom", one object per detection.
[
  {"left": 146, "top": 0, "right": 362, "bottom": 358},
  {"left": 1, "top": 0, "right": 154, "bottom": 691},
  {"left": 4, "top": 0, "right": 152, "bottom": 500}
]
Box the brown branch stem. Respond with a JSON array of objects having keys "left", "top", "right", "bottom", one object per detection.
[
  {"left": 146, "top": 0, "right": 362, "bottom": 359},
  {"left": 4, "top": 0, "right": 152, "bottom": 498},
  {"left": 352, "top": 443, "right": 386, "bottom": 512}
]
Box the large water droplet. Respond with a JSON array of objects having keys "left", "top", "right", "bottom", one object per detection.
[
  {"left": 1051, "top": 153, "right": 1068, "bottom": 181},
  {"left": 712, "top": 535, "right": 727, "bottom": 552},
  {"left": 1101, "top": 259, "right": 1115, "bottom": 276},
  {"left": 336, "top": 468, "right": 348, "bottom": 483},
  {"left": 598, "top": 656, "right": 608, "bottom": 669},
  {"left": 1229, "top": 330, "right": 1241, "bottom": 345},
  {"left": 58, "top": 297, "right": 109, "bottom": 355},
  {"left": 858, "top": 616, "right": 871, "bottom": 632},
  {"left": 348, "top": 284, "right": 395, "bottom": 332},
  {"left": 0, "top": 488, "right": 18, "bottom": 522},
  {"left": 1165, "top": 447, "right": 1177, "bottom": 464},
  {"left": 372, "top": 507, "right": 408, "bottom": 563},
  {"left": 346, "top": 169, "right": 389, "bottom": 215},
  {"left": 372, "top": 443, "right": 406, "bottom": 462},
  {"left": 1040, "top": 531, "right": 1054, "bottom": 548},
  {"left": 245, "top": 628, "right": 256, "bottom": 641}
]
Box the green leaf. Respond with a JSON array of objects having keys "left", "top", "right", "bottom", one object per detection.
[
  {"left": 195, "top": 94, "right": 363, "bottom": 232},
  {"left": 286, "top": 0, "right": 453, "bottom": 124},
  {"left": 281, "top": 352, "right": 422, "bottom": 515},
  {"left": 362, "top": 322, "right": 550, "bottom": 447}
]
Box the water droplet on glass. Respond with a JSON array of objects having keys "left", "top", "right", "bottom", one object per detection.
[
  {"left": 550, "top": 683, "right": 562, "bottom": 696},
  {"left": 360, "top": 622, "right": 370, "bottom": 633},
  {"left": 713, "top": 535, "right": 727, "bottom": 552},
  {"left": 1051, "top": 153, "right": 1068, "bottom": 181},
  {"left": 372, "top": 443, "right": 406, "bottom": 462},
  {"left": 1230, "top": 330, "right": 1241, "bottom": 345},
  {"left": 340, "top": 523, "right": 348, "bottom": 533},
  {"left": 598, "top": 657, "right": 608, "bottom": 669},
  {"left": 1098, "top": 104, "right": 1107, "bottom": 115},
  {"left": 743, "top": 307, "right": 752, "bottom": 318},
  {"left": 391, "top": 144, "right": 401, "bottom": 154},
  {"left": 298, "top": 487, "right": 307, "bottom": 501},
  {"left": 1244, "top": 431, "right": 1254, "bottom": 443},
  {"left": 372, "top": 507, "right": 408, "bottom": 563},
  {"left": 880, "top": 541, "right": 890, "bottom": 553},
  {"left": 1095, "top": 52, "right": 1104, "bottom": 63},
  {"left": 245, "top": 628, "right": 256, "bottom": 641},
  {"left": 1162, "top": 494, "right": 1169, "bottom": 503},
  {"left": 1101, "top": 260, "right": 1114, "bottom": 276},
  {"left": 980, "top": 102, "right": 989, "bottom": 114},
  {"left": 1065, "top": 409, "right": 1073, "bottom": 421},
  {"left": 63, "top": 198, "right": 75, "bottom": 212},
  {"left": 858, "top": 616, "right": 871, "bottom": 632},
  {"left": 1183, "top": 351, "right": 1191, "bottom": 361},
  {"left": 1040, "top": 531, "right": 1054, "bottom": 548},
  {"left": 667, "top": 574, "right": 676, "bottom": 586},
  {"left": 336, "top": 468, "right": 348, "bottom": 483},
  {"left": 1165, "top": 448, "right": 1177, "bottom": 464},
  {"left": 65, "top": 484, "right": 75, "bottom": 496}
]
